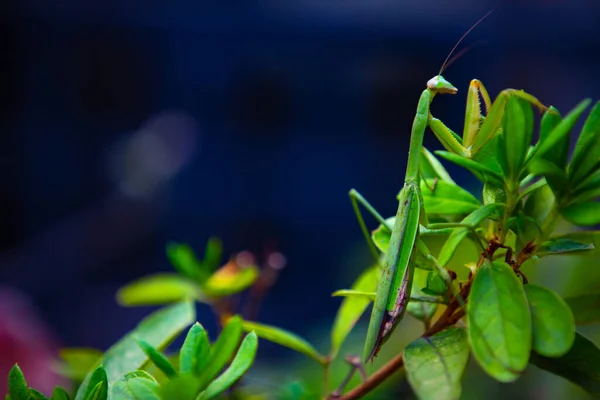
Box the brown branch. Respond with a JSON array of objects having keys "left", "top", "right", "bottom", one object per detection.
[{"left": 339, "top": 352, "right": 405, "bottom": 399}]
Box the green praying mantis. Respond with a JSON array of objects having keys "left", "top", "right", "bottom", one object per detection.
[{"left": 349, "top": 11, "right": 549, "bottom": 362}]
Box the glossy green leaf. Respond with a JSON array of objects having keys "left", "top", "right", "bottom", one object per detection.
[
  {"left": 573, "top": 168, "right": 600, "bottom": 194},
  {"left": 159, "top": 375, "right": 202, "bottom": 400},
  {"left": 537, "top": 238, "right": 594, "bottom": 257},
  {"left": 111, "top": 371, "right": 160, "bottom": 400},
  {"left": 75, "top": 301, "right": 195, "bottom": 400},
  {"left": 82, "top": 365, "right": 107, "bottom": 400},
  {"left": 420, "top": 179, "right": 480, "bottom": 215},
  {"left": 527, "top": 158, "right": 567, "bottom": 194},
  {"left": 198, "top": 332, "right": 258, "bottom": 399},
  {"left": 50, "top": 387, "right": 71, "bottom": 400},
  {"left": 135, "top": 339, "right": 178, "bottom": 379},
  {"left": 331, "top": 289, "right": 376, "bottom": 301},
  {"left": 482, "top": 182, "right": 506, "bottom": 205},
  {"left": 435, "top": 151, "right": 504, "bottom": 186},
  {"left": 241, "top": 320, "right": 326, "bottom": 365},
  {"left": 569, "top": 101, "right": 600, "bottom": 185},
  {"left": 8, "top": 365, "right": 28, "bottom": 400},
  {"left": 166, "top": 242, "right": 208, "bottom": 283},
  {"left": 524, "top": 284, "right": 575, "bottom": 357},
  {"left": 202, "top": 237, "right": 223, "bottom": 271},
  {"left": 197, "top": 315, "right": 243, "bottom": 389},
  {"left": 407, "top": 268, "right": 440, "bottom": 321},
  {"left": 437, "top": 204, "right": 503, "bottom": 267},
  {"left": 502, "top": 96, "right": 533, "bottom": 181},
  {"left": 537, "top": 106, "right": 566, "bottom": 168},
  {"left": 564, "top": 293, "right": 600, "bottom": 325},
  {"left": 421, "top": 147, "right": 455, "bottom": 184},
  {"left": 116, "top": 273, "right": 203, "bottom": 306},
  {"left": 561, "top": 201, "right": 600, "bottom": 226},
  {"left": 203, "top": 261, "right": 259, "bottom": 297},
  {"left": 517, "top": 178, "right": 548, "bottom": 203},
  {"left": 404, "top": 328, "right": 469, "bottom": 400},
  {"left": 330, "top": 266, "right": 378, "bottom": 358},
  {"left": 534, "top": 99, "right": 591, "bottom": 161},
  {"left": 28, "top": 389, "right": 49, "bottom": 400},
  {"left": 179, "top": 323, "right": 211, "bottom": 375},
  {"left": 57, "top": 348, "right": 102, "bottom": 382},
  {"left": 530, "top": 332, "right": 600, "bottom": 396},
  {"left": 468, "top": 261, "right": 531, "bottom": 382}
]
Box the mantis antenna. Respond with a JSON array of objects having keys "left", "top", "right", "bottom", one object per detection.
[{"left": 438, "top": 9, "right": 495, "bottom": 75}]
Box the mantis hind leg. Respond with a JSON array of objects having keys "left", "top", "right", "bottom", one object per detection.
[{"left": 349, "top": 189, "right": 391, "bottom": 263}]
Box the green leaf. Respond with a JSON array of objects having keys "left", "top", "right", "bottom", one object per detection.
[
  {"left": 561, "top": 201, "right": 600, "bottom": 226},
  {"left": 241, "top": 320, "right": 326, "bottom": 365},
  {"left": 569, "top": 101, "right": 600, "bottom": 185},
  {"left": 75, "top": 301, "right": 195, "bottom": 400},
  {"left": 28, "top": 389, "right": 49, "bottom": 400},
  {"left": 502, "top": 96, "right": 533, "bottom": 181},
  {"left": 564, "top": 293, "right": 600, "bottom": 325},
  {"left": 530, "top": 332, "right": 600, "bottom": 396},
  {"left": 403, "top": 328, "right": 470, "bottom": 400},
  {"left": 537, "top": 238, "right": 594, "bottom": 257},
  {"left": 198, "top": 315, "right": 244, "bottom": 389},
  {"left": 8, "top": 364, "right": 29, "bottom": 400},
  {"left": 482, "top": 182, "right": 506, "bottom": 205},
  {"left": 524, "top": 285, "right": 575, "bottom": 357},
  {"left": 437, "top": 204, "right": 503, "bottom": 267},
  {"left": 202, "top": 261, "right": 259, "bottom": 297},
  {"left": 202, "top": 237, "right": 223, "bottom": 271},
  {"left": 534, "top": 99, "right": 592, "bottom": 161},
  {"left": 111, "top": 371, "right": 160, "bottom": 400},
  {"left": 198, "top": 332, "right": 258, "bottom": 400},
  {"left": 179, "top": 323, "right": 211, "bottom": 375},
  {"left": 331, "top": 289, "right": 376, "bottom": 301},
  {"left": 166, "top": 242, "right": 208, "bottom": 283},
  {"left": 82, "top": 365, "right": 107, "bottom": 400},
  {"left": 435, "top": 151, "right": 505, "bottom": 186},
  {"left": 536, "top": 106, "right": 566, "bottom": 168},
  {"left": 407, "top": 270, "right": 440, "bottom": 321},
  {"left": 330, "top": 266, "right": 378, "bottom": 358},
  {"left": 420, "top": 147, "right": 455, "bottom": 184},
  {"left": 116, "top": 273, "right": 204, "bottom": 307},
  {"left": 372, "top": 218, "right": 453, "bottom": 254},
  {"left": 50, "top": 387, "right": 71, "bottom": 400},
  {"left": 468, "top": 261, "right": 531, "bottom": 382},
  {"left": 57, "top": 348, "right": 102, "bottom": 381},
  {"left": 135, "top": 339, "right": 178, "bottom": 379},
  {"left": 420, "top": 179, "right": 480, "bottom": 215},
  {"left": 159, "top": 376, "right": 203, "bottom": 400},
  {"left": 527, "top": 158, "right": 567, "bottom": 194}
]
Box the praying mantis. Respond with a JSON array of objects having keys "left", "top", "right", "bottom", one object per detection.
[{"left": 350, "top": 11, "right": 549, "bottom": 362}]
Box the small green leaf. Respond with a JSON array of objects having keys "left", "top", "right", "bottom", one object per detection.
[
  {"left": 534, "top": 99, "right": 592, "bottom": 161},
  {"left": 468, "top": 261, "right": 531, "bottom": 382},
  {"left": 420, "top": 179, "right": 480, "bottom": 216},
  {"left": 116, "top": 273, "right": 203, "bottom": 307},
  {"left": 404, "top": 328, "right": 470, "bottom": 400},
  {"left": 561, "top": 201, "right": 600, "bottom": 226},
  {"left": 203, "top": 261, "right": 259, "bottom": 297},
  {"left": 537, "top": 106, "right": 566, "bottom": 168},
  {"left": 435, "top": 151, "right": 505, "bottom": 186},
  {"left": 530, "top": 332, "right": 600, "bottom": 396},
  {"left": 8, "top": 364, "right": 29, "bottom": 400},
  {"left": 482, "top": 182, "right": 506, "bottom": 205},
  {"left": 202, "top": 237, "right": 223, "bottom": 271},
  {"left": 50, "top": 387, "right": 71, "bottom": 400},
  {"left": 537, "top": 238, "right": 594, "bottom": 257},
  {"left": 502, "top": 96, "right": 533, "bottom": 181},
  {"left": 198, "top": 332, "right": 259, "bottom": 399},
  {"left": 179, "top": 323, "right": 210, "bottom": 375},
  {"left": 198, "top": 315, "right": 244, "bottom": 389},
  {"left": 564, "top": 293, "right": 600, "bottom": 325},
  {"left": 166, "top": 242, "right": 208, "bottom": 283},
  {"left": 524, "top": 285, "right": 576, "bottom": 357},
  {"left": 569, "top": 101, "right": 600, "bottom": 186},
  {"left": 28, "top": 390, "right": 49, "bottom": 400},
  {"left": 82, "top": 366, "right": 107, "bottom": 400},
  {"left": 159, "top": 376, "right": 203, "bottom": 400},
  {"left": 528, "top": 158, "right": 567, "bottom": 194},
  {"left": 111, "top": 371, "right": 160, "bottom": 400},
  {"left": 420, "top": 147, "right": 455, "bottom": 184},
  {"left": 75, "top": 302, "right": 195, "bottom": 400},
  {"left": 331, "top": 289, "right": 376, "bottom": 301},
  {"left": 241, "top": 320, "right": 326, "bottom": 365},
  {"left": 57, "top": 348, "right": 102, "bottom": 382},
  {"left": 135, "top": 339, "right": 178, "bottom": 379}
]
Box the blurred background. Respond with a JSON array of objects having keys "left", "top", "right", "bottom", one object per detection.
[{"left": 2, "top": 0, "right": 600, "bottom": 397}]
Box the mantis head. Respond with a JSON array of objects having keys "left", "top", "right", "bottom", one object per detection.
[{"left": 426, "top": 75, "right": 458, "bottom": 95}]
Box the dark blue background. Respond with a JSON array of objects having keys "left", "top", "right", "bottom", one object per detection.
[{"left": 1, "top": 0, "right": 600, "bottom": 358}]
